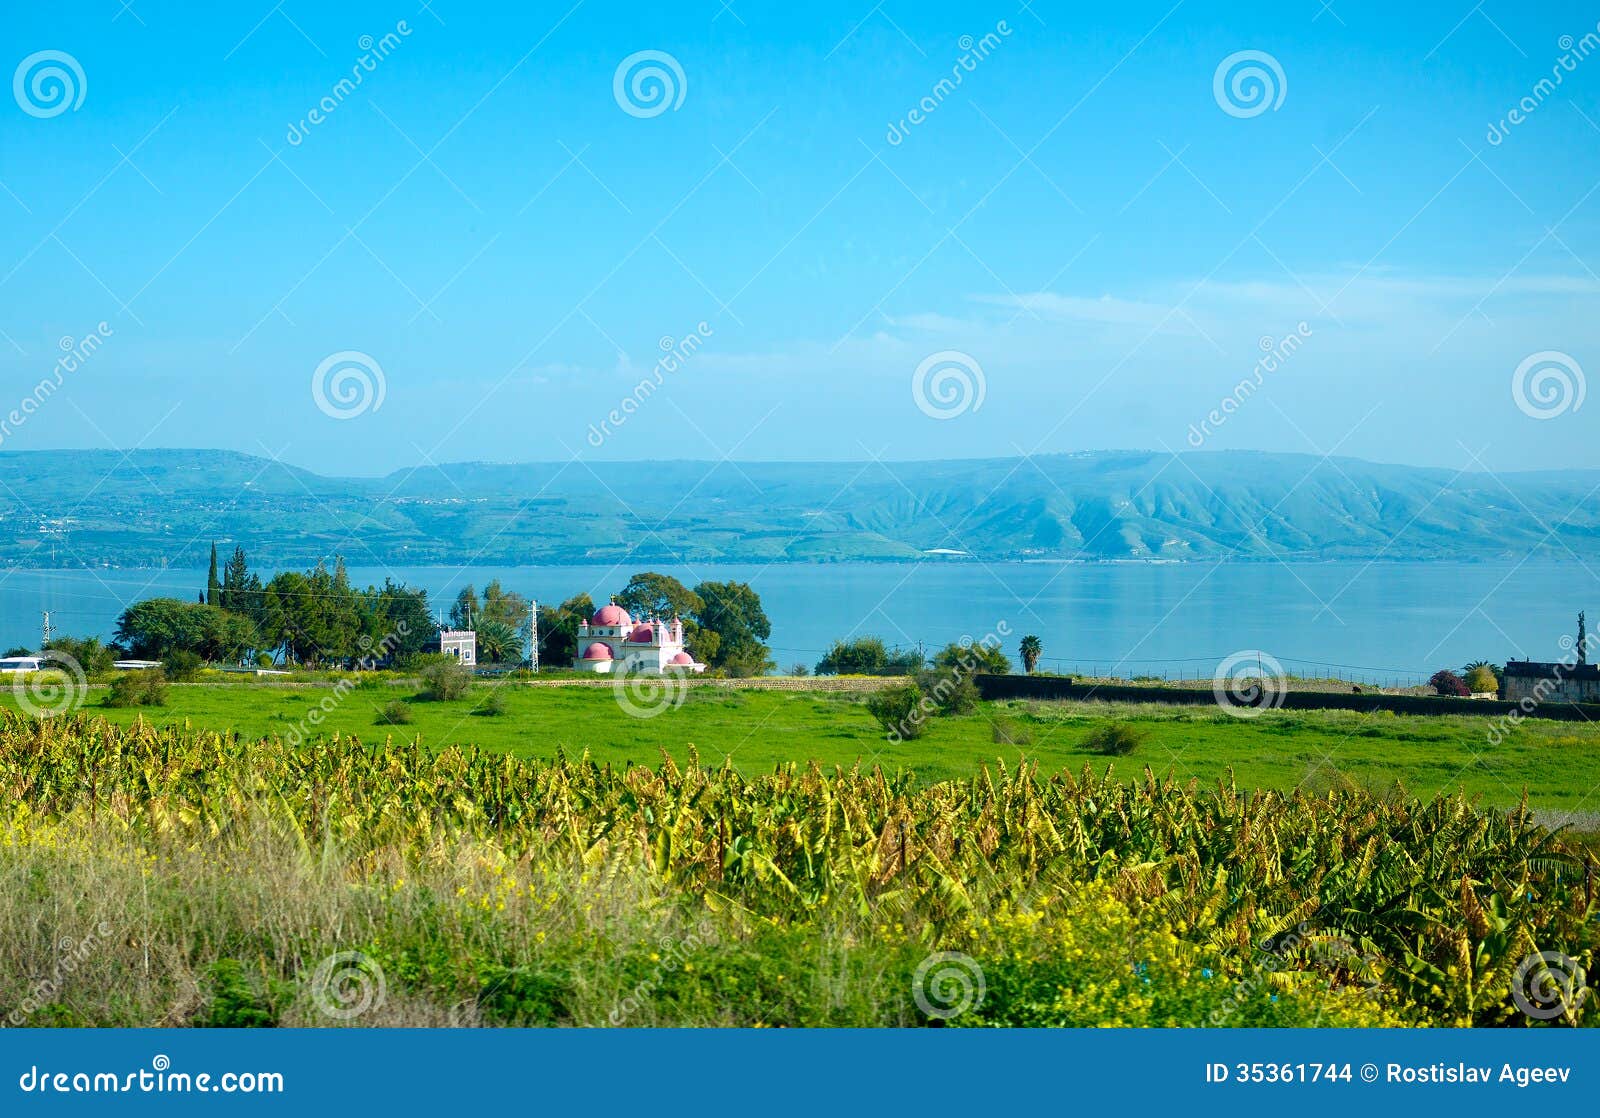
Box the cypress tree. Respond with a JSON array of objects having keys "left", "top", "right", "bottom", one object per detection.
[{"left": 205, "top": 543, "right": 221, "bottom": 606}]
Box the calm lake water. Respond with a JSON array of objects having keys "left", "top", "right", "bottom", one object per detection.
[{"left": 2, "top": 561, "right": 1595, "bottom": 686}]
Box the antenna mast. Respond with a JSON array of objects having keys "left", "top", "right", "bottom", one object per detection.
[{"left": 528, "top": 599, "right": 539, "bottom": 673}]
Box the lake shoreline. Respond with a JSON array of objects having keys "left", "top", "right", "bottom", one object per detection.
[{"left": 4, "top": 559, "right": 1597, "bottom": 688}]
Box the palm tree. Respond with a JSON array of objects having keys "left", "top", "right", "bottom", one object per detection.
[
  {"left": 475, "top": 619, "right": 519, "bottom": 664},
  {"left": 1019, "top": 634, "right": 1042, "bottom": 674}
]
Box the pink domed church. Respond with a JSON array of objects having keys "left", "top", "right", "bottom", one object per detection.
[{"left": 574, "top": 602, "right": 706, "bottom": 674}]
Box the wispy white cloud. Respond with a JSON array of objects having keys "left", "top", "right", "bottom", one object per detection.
[
  {"left": 966, "top": 291, "right": 1179, "bottom": 327},
  {"left": 970, "top": 270, "right": 1600, "bottom": 328}
]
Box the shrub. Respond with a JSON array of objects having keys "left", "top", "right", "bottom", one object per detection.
[
  {"left": 1083, "top": 722, "right": 1146, "bottom": 756},
  {"left": 1463, "top": 659, "right": 1502, "bottom": 682},
  {"left": 1464, "top": 665, "right": 1499, "bottom": 694},
  {"left": 991, "top": 717, "right": 1031, "bottom": 745},
  {"left": 19, "top": 1004, "right": 88, "bottom": 1027},
  {"left": 472, "top": 689, "right": 508, "bottom": 717},
  {"left": 163, "top": 649, "right": 202, "bottom": 682},
  {"left": 255, "top": 652, "right": 274, "bottom": 669},
  {"left": 914, "top": 666, "right": 980, "bottom": 716},
  {"left": 418, "top": 659, "right": 472, "bottom": 702},
  {"left": 376, "top": 700, "right": 413, "bottom": 725},
  {"left": 864, "top": 682, "right": 926, "bottom": 740},
  {"left": 475, "top": 964, "right": 573, "bottom": 1025},
  {"left": 1429, "top": 669, "right": 1470, "bottom": 697},
  {"left": 104, "top": 669, "right": 168, "bottom": 708},
  {"left": 201, "top": 960, "right": 286, "bottom": 1028},
  {"left": 931, "top": 640, "right": 1011, "bottom": 676}
]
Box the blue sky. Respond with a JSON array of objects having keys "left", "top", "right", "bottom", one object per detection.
[{"left": 2, "top": 0, "right": 1598, "bottom": 475}]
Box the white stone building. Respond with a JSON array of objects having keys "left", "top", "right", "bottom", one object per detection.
[
  {"left": 573, "top": 603, "right": 704, "bottom": 674},
  {"left": 440, "top": 629, "right": 477, "bottom": 666}
]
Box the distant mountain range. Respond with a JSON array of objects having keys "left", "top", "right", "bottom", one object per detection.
[{"left": 1, "top": 448, "right": 1596, "bottom": 568}]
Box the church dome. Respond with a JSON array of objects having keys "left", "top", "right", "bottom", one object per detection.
[
  {"left": 629, "top": 623, "right": 656, "bottom": 643},
  {"left": 591, "top": 604, "right": 631, "bottom": 627},
  {"left": 668, "top": 652, "right": 695, "bottom": 666},
  {"left": 581, "top": 642, "right": 614, "bottom": 660}
]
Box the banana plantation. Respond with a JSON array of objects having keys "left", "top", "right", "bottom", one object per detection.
[{"left": 0, "top": 712, "right": 1592, "bottom": 1027}]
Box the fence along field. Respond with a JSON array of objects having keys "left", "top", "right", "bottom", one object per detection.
[{"left": 0, "top": 711, "right": 1592, "bottom": 1027}]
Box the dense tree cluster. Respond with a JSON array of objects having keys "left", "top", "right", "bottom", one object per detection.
[
  {"left": 111, "top": 561, "right": 779, "bottom": 676},
  {"left": 116, "top": 548, "right": 437, "bottom": 668},
  {"left": 536, "top": 593, "right": 596, "bottom": 668},
  {"left": 694, "top": 580, "right": 774, "bottom": 676},
  {"left": 113, "top": 600, "right": 260, "bottom": 662},
  {"left": 41, "top": 635, "right": 117, "bottom": 675}
]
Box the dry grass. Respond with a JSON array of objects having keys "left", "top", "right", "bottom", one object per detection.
[{"left": 1, "top": 812, "right": 700, "bottom": 1026}]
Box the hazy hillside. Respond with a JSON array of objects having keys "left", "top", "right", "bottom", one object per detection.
[{"left": 2, "top": 448, "right": 1596, "bottom": 568}]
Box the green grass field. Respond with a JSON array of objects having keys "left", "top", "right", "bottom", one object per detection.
[{"left": 10, "top": 680, "right": 1600, "bottom": 815}]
